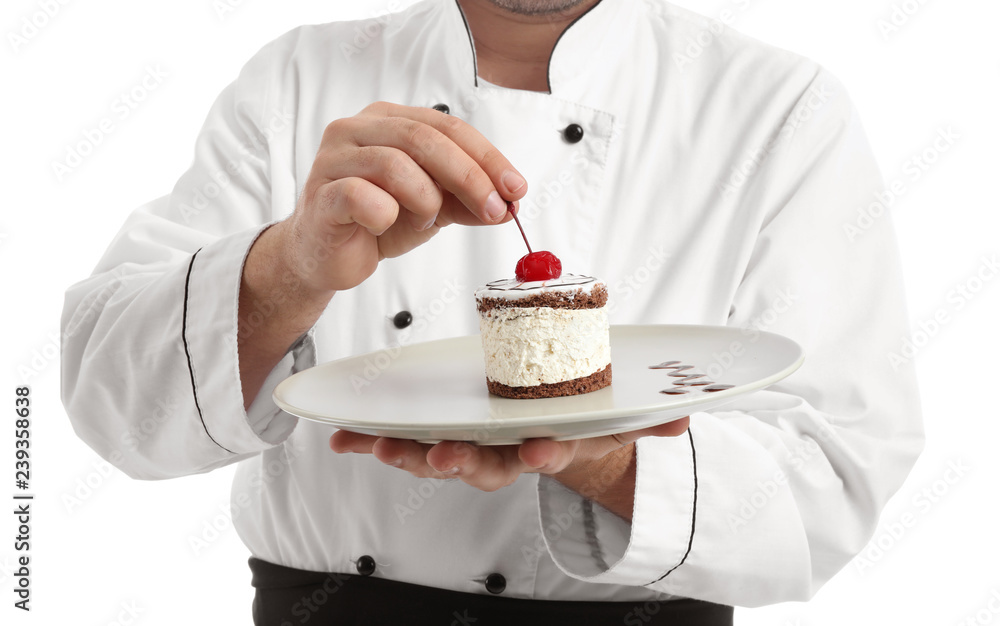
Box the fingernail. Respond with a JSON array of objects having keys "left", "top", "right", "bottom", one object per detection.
[
  {"left": 422, "top": 215, "right": 438, "bottom": 231},
  {"left": 442, "top": 466, "right": 461, "bottom": 475},
  {"left": 485, "top": 191, "right": 506, "bottom": 222},
  {"left": 385, "top": 458, "right": 403, "bottom": 468},
  {"left": 502, "top": 170, "right": 526, "bottom": 194}
]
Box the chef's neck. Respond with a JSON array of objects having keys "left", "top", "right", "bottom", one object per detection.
[{"left": 457, "top": 0, "right": 602, "bottom": 92}]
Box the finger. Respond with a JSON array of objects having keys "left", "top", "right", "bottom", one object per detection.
[
  {"left": 358, "top": 104, "right": 528, "bottom": 199},
  {"left": 350, "top": 106, "right": 527, "bottom": 223},
  {"left": 432, "top": 193, "right": 518, "bottom": 228},
  {"left": 329, "top": 429, "right": 379, "bottom": 454},
  {"left": 325, "top": 145, "right": 444, "bottom": 231},
  {"left": 310, "top": 177, "right": 399, "bottom": 238},
  {"left": 371, "top": 437, "right": 447, "bottom": 478},
  {"left": 426, "top": 441, "right": 525, "bottom": 492},
  {"left": 517, "top": 438, "right": 581, "bottom": 473}
]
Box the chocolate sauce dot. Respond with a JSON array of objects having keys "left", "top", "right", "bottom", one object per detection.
[
  {"left": 649, "top": 361, "right": 682, "bottom": 369},
  {"left": 703, "top": 384, "right": 735, "bottom": 393},
  {"left": 676, "top": 379, "right": 711, "bottom": 387},
  {"left": 668, "top": 366, "right": 695, "bottom": 376},
  {"left": 676, "top": 375, "right": 706, "bottom": 382},
  {"left": 660, "top": 388, "right": 690, "bottom": 395}
]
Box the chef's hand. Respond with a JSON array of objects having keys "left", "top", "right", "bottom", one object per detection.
[
  {"left": 237, "top": 102, "right": 526, "bottom": 409},
  {"left": 264, "top": 101, "right": 527, "bottom": 294},
  {"left": 329, "top": 418, "right": 690, "bottom": 500}
]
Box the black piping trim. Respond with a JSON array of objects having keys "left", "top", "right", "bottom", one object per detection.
[
  {"left": 647, "top": 429, "right": 697, "bottom": 585},
  {"left": 454, "top": 0, "right": 478, "bottom": 87},
  {"left": 582, "top": 499, "right": 610, "bottom": 571},
  {"left": 182, "top": 250, "right": 236, "bottom": 455},
  {"left": 544, "top": 0, "right": 605, "bottom": 94}
]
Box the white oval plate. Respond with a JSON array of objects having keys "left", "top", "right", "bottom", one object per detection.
[{"left": 273, "top": 324, "right": 804, "bottom": 444}]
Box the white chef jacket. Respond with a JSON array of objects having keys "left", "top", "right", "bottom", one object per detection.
[{"left": 61, "top": 0, "right": 923, "bottom": 608}]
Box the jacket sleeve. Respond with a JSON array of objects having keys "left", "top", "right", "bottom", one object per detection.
[
  {"left": 536, "top": 69, "right": 924, "bottom": 606},
  {"left": 61, "top": 33, "right": 314, "bottom": 480}
]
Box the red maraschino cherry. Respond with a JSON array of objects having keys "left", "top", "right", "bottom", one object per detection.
[
  {"left": 516, "top": 251, "right": 562, "bottom": 282},
  {"left": 508, "top": 201, "right": 562, "bottom": 282}
]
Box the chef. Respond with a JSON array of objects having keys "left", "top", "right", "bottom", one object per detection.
[{"left": 61, "top": 0, "right": 923, "bottom": 624}]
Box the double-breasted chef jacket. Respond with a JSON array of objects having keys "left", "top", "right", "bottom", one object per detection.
[{"left": 62, "top": 0, "right": 923, "bottom": 608}]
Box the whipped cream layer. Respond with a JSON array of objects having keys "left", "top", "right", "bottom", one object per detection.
[{"left": 478, "top": 306, "right": 610, "bottom": 387}]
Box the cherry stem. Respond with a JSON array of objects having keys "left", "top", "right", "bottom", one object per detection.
[{"left": 507, "top": 201, "right": 532, "bottom": 254}]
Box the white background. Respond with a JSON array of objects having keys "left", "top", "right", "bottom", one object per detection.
[{"left": 2, "top": 0, "right": 998, "bottom": 624}]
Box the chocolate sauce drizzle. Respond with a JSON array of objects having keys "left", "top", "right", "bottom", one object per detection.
[
  {"left": 479, "top": 273, "right": 595, "bottom": 294},
  {"left": 650, "top": 360, "right": 736, "bottom": 396},
  {"left": 649, "top": 361, "right": 682, "bottom": 369},
  {"left": 703, "top": 384, "right": 735, "bottom": 392},
  {"left": 676, "top": 375, "right": 706, "bottom": 383}
]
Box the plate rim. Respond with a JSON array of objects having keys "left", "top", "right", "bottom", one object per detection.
[{"left": 272, "top": 324, "right": 805, "bottom": 431}]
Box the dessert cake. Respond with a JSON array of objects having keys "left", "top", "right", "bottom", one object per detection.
[{"left": 475, "top": 274, "right": 612, "bottom": 399}]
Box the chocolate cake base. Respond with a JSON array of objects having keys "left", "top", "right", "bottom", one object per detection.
[{"left": 487, "top": 364, "right": 612, "bottom": 399}]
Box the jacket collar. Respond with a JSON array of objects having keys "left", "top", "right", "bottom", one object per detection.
[{"left": 441, "top": 0, "right": 637, "bottom": 95}]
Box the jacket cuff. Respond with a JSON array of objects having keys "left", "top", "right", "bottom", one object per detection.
[
  {"left": 537, "top": 429, "right": 697, "bottom": 586},
  {"left": 183, "top": 223, "right": 304, "bottom": 454}
]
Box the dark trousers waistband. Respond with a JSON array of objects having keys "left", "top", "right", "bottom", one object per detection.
[{"left": 249, "top": 557, "right": 733, "bottom": 626}]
